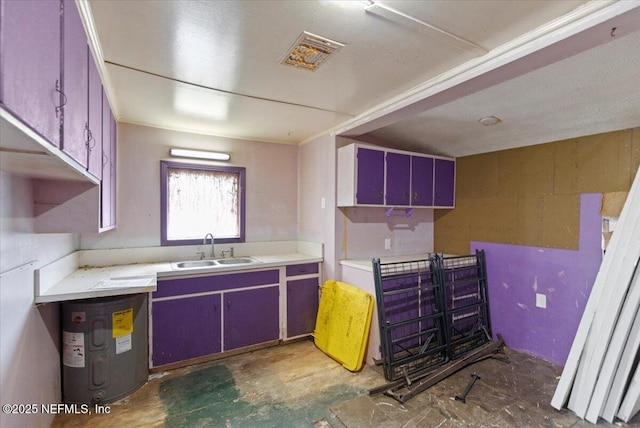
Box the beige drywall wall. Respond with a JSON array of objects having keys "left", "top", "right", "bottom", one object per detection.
[{"left": 435, "top": 127, "right": 640, "bottom": 255}]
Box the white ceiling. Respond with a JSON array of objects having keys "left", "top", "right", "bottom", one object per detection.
[{"left": 85, "top": 0, "right": 640, "bottom": 157}]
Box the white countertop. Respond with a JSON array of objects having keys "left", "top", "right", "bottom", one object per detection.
[
  {"left": 340, "top": 253, "right": 434, "bottom": 272},
  {"left": 35, "top": 263, "right": 168, "bottom": 303},
  {"left": 158, "top": 253, "right": 322, "bottom": 278},
  {"left": 35, "top": 252, "right": 322, "bottom": 304}
]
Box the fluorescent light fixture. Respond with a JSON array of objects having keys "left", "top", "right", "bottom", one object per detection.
[{"left": 170, "top": 148, "right": 230, "bottom": 161}]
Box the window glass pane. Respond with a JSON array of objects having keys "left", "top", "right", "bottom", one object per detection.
[{"left": 166, "top": 167, "right": 240, "bottom": 240}]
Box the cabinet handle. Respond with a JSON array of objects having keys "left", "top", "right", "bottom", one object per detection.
[
  {"left": 102, "top": 153, "right": 109, "bottom": 167},
  {"left": 84, "top": 123, "right": 91, "bottom": 145},
  {"left": 54, "top": 80, "right": 67, "bottom": 119},
  {"left": 85, "top": 128, "right": 96, "bottom": 151}
]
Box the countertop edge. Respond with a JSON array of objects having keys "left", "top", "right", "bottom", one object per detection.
[
  {"left": 36, "top": 254, "right": 323, "bottom": 304},
  {"left": 339, "top": 259, "right": 374, "bottom": 272},
  {"left": 35, "top": 285, "right": 157, "bottom": 304},
  {"left": 340, "top": 253, "right": 436, "bottom": 272}
]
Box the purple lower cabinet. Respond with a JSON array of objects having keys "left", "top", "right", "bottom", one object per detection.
[
  {"left": 471, "top": 193, "right": 602, "bottom": 365},
  {"left": 224, "top": 286, "right": 279, "bottom": 351},
  {"left": 152, "top": 294, "right": 221, "bottom": 366},
  {"left": 287, "top": 278, "right": 319, "bottom": 337},
  {"left": 154, "top": 270, "right": 279, "bottom": 298},
  {"left": 286, "top": 263, "right": 319, "bottom": 277}
]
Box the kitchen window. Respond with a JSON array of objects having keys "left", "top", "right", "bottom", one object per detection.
[{"left": 160, "top": 161, "right": 245, "bottom": 246}]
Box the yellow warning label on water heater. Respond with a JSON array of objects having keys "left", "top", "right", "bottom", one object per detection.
[{"left": 112, "top": 308, "right": 133, "bottom": 338}]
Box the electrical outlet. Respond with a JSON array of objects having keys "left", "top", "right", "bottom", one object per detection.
[
  {"left": 321, "top": 197, "right": 326, "bottom": 209},
  {"left": 384, "top": 238, "right": 391, "bottom": 250},
  {"left": 536, "top": 293, "right": 547, "bottom": 309}
]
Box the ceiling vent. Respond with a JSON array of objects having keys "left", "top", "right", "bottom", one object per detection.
[{"left": 280, "top": 31, "right": 345, "bottom": 72}]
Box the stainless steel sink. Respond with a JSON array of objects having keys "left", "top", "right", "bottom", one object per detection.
[
  {"left": 174, "top": 260, "right": 218, "bottom": 269},
  {"left": 172, "top": 257, "right": 261, "bottom": 270},
  {"left": 215, "top": 257, "right": 259, "bottom": 265}
]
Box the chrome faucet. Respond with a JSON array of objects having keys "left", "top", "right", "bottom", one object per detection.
[
  {"left": 203, "top": 233, "right": 215, "bottom": 259},
  {"left": 219, "top": 247, "right": 235, "bottom": 259}
]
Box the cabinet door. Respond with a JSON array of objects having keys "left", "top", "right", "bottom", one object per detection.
[
  {"left": 62, "top": 0, "right": 88, "bottom": 167},
  {"left": 100, "top": 90, "right": 112, "bottom": 228},
  {"left": 286, "top": 263, "right": 319, "bottom": 277},
  {"left": 356, "top": 148, "right": 384, "bottom": 205},
  {"left": 287, "top": 278, "right": 319, "bottom": 337},
  {"left": 224, "top": 286, "right": 279, "bottom": 351},
  {"left": 434, "top": 158, "right": 455, "bottom": 207},
  {"left": 152, "top": 294, "right": 221, "bottom": 366},
  {"left": 110, "top": 113, "right": 117, "bottom": 226},
  {"left": 0, "top": 0, "right": 61, "bottom": 146},
  {"left": 386, "top": 152, "right": 411, "bottom": 206},
  {"left": 87, "top": 51, "right": 102, "bottom": 179},
  {"left": 411, "top": 156, "right": 434, "bottom": 206}
]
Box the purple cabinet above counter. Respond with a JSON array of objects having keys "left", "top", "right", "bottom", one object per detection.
[
  {"left": 434, "top": 158, "right": 456, "bottom": 207},
  {"left": 0, "top": 0, "right": 62, "bottom": 148},
  {"left": 0, "top": 0, "right": 118, "bottom": 233},
  {"left": 62, "top": 0, "right": 90, "bottom": 170},
  {"left": 337, "top": 142, "right": 455, "bottom": 209}
]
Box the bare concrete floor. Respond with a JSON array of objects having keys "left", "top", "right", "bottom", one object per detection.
[{"left": 52, "top": 339, "right": 640, "bottom": 427}]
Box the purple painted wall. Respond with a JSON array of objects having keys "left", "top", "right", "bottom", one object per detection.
[{"left": 471, "top": 193, "right": 602, "bottom": 365}]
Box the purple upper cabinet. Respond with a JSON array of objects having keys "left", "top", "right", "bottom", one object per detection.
[
  {"left": 87, "top": 50, "right": 102, "bottom": 179},
  {"left": 356, "top": 147, "right": 384, "bottom": 205},
  {"left": 434, "top": 158, "right": 455, "bottom": 208},
  {"left": 62, "top": 0, "right": 88, "bottom": 167},
  {"left": 385, "top": 152, "right": 411, "bottom": 206},
  {"left": 338, "top": 143, "right": 455, "bottom": 209},
  {"left": 411, "top": 155, "right": 434, "bottom": 207},
  {"left": 0, "top": 0, "right": 62, "bottom": 146},
  {"left": 224, "top": 286, "right": 279, "bottom": 351},
  {"left": 100, "top": 91, "right": 112, "bottom": 229},
  {"left": 110, "top": 111, "right": 117, "bottom": 226}
]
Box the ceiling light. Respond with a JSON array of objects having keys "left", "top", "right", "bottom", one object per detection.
[
  {"left": 281, "top": 31, "right": 345, "bottom": 72},
  {"left": 170, "top": 148, "right": 230, "bottom": 161},
  {"left": 478, "top": 116, "right": 501, "bottom": 126}
]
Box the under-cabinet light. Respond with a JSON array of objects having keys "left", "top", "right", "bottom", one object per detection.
[{"left": 170, "top": 148, "right": 230, "bottom": 161}]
